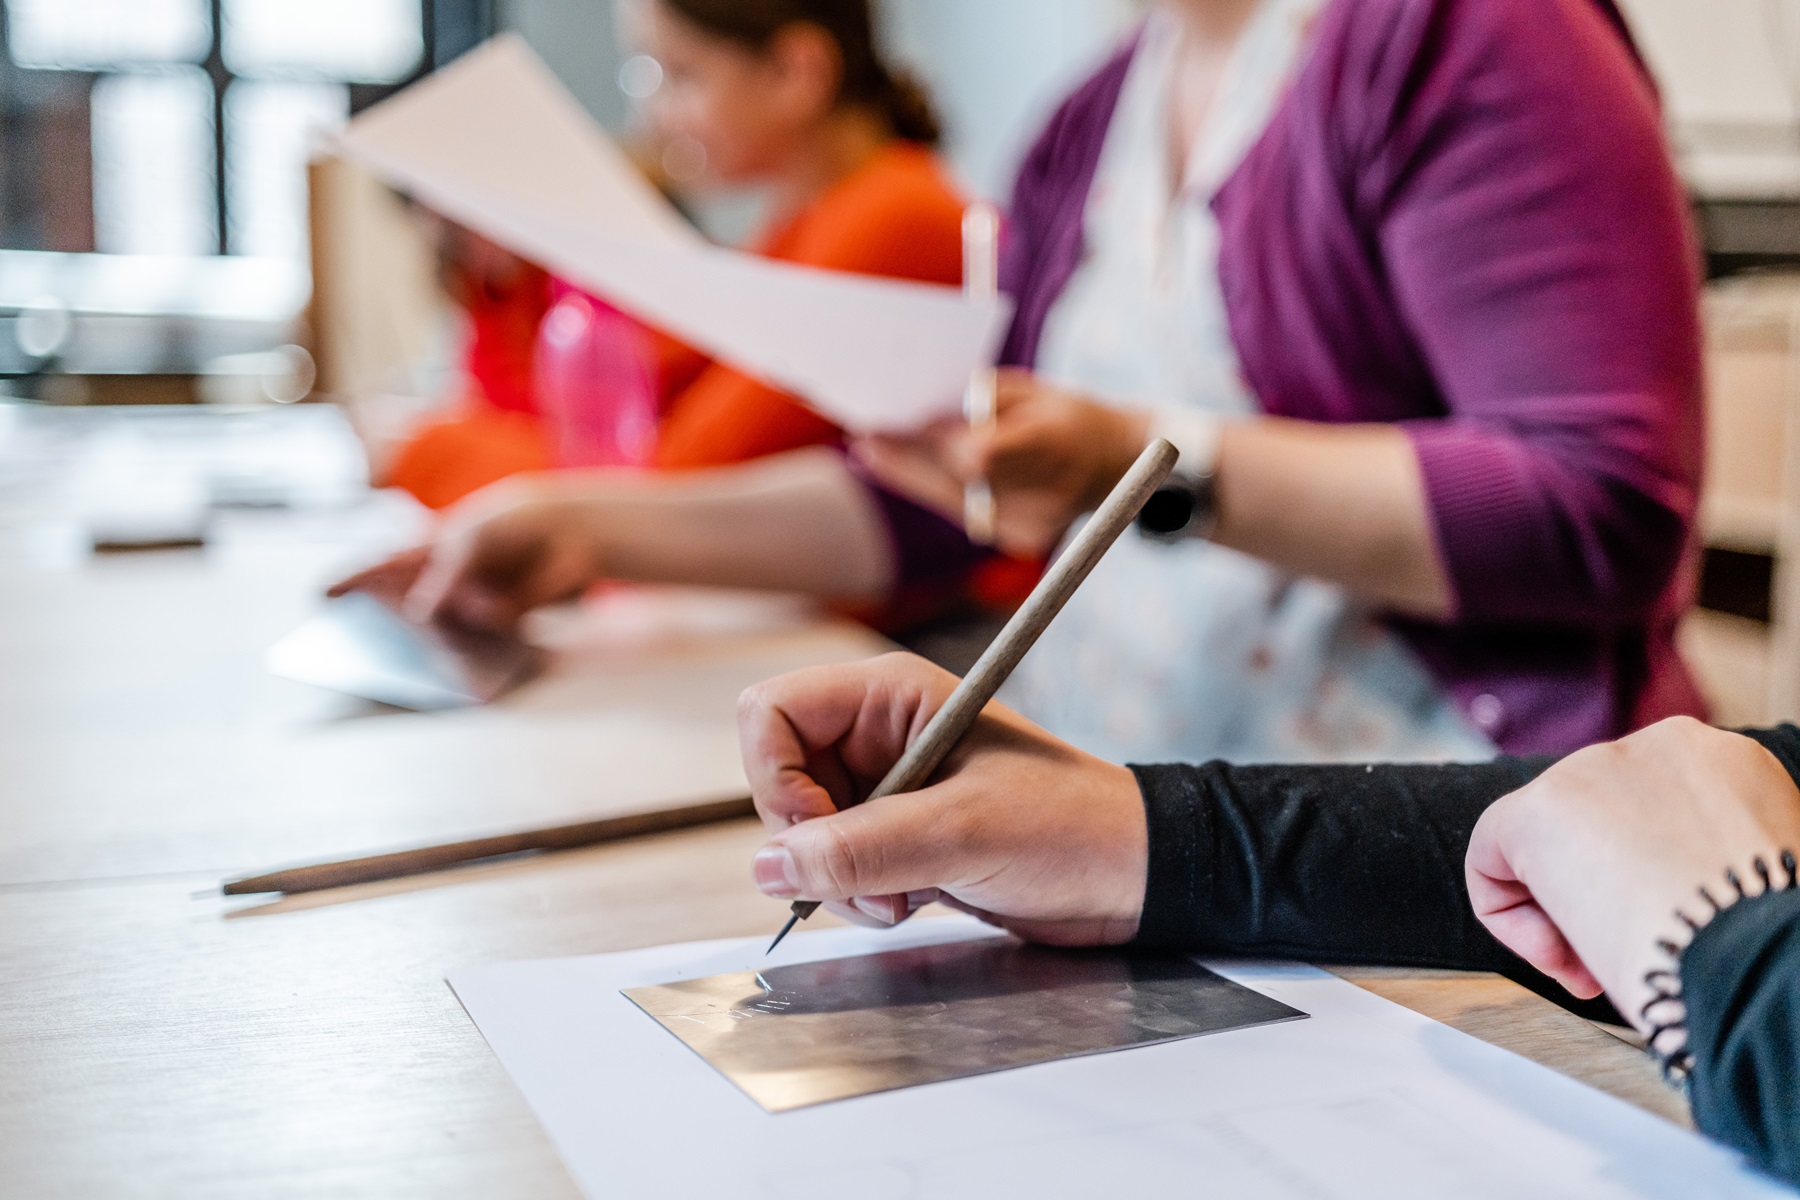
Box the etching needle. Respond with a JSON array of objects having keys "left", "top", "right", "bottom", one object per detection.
[
  {"left": 767, "top": 910, "right": 804, "bottom": 954},
  {"left": 765, "top": 437, "right": 1179, "bottom": 953}
]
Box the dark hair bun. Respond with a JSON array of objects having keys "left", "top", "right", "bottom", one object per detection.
[
  {"left": 659, "top": 0, "right": 943, "bottom": 146},
  {"left": 876, "top": 67, "right": 943, "bottom": 147}
]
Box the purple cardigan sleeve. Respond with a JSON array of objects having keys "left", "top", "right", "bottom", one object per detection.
[
  {"left": 996, "top": 43, "right": 1135, "bottom": 371},
  {"left": 856, "top": 462, "right": 992, "bottom": 593},
  {"left": 1369, "top": 0, "right": 1704, "bottom": 625}
]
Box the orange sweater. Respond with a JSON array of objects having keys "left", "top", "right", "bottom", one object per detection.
[
  {"left": 389, "top": 142, "right": 966, "bottom": 508},
  {"left": 652, "top": 143, "right": 965, "bottom": 467}
]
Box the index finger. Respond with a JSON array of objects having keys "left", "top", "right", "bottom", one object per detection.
[
  {"left": 737, "top": 654, "right": 958, "bottom": 831},
  {"left": 326, "top": 547, "right": 430, "bottom": 604}
]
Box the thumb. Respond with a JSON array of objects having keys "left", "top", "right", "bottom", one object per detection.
[
  {"left": 992, "top": 368, "right": 1036, "bottom": 412},
  {"left": 752, "top": 788, "right": 969, "bottom": 905},
  {"left": 851, "top": 434, "right": 966, "bottom": 518}
]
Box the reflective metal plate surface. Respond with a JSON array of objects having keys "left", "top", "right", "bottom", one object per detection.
[
  {"left": 624, "top": 936, "right": 1307, "bottom": 1112},
  {"left": 266, "top": 591, "right": 540, "bottom": 710}
]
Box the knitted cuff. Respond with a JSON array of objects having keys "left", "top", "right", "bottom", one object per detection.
[{"left": 1643, "top": 849, "right": 1800, "bottom": 1085}]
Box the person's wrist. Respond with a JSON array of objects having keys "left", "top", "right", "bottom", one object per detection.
[
  {"left": 1130, "top": 409, "right": 1227, "bottom": 544},
  {"left": 1123, "top": 762, "right": 1208, "bottom": 947},
  {"left": 1097, "top": 758, "right": 1150, "bottom": 938},
  {"left": 1145, "top": 408, "right": 1225, "bottom": 478},
  {"left": 565, "top": 495, "right": 618, "bottom": 574}
]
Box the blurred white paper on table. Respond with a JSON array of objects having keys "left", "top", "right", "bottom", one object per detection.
[
  {"left": 448, "top": 917, "right": 1790, "bottom": 1200},
  {"left": 334, "top": 35, "right": 1010, "bottom": 433}
]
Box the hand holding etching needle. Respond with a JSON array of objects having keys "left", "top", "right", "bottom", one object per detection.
[
  {"left": 760, "top": 438, "right": 1178, "bottom": 952},
  {"left": 962, "top": 202, "right": 1002, "bottom": 545}
]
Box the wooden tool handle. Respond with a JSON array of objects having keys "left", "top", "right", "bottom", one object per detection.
[
  {"left": 223, "top": 795, "right": 755, "bottom": 896},
  {"left": 868, "top": 437, "right": 1178, "bottom": 804}
]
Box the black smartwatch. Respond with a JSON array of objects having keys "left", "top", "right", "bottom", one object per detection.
[{"left": 1135, "top": 469, "right": 1218, "bottom": 544}]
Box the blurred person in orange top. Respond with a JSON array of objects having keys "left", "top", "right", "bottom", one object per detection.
[
  {"left": 382, "top": 221, "right": 558, "bottom": 512},
  {"left": 386, "top": 0, "right": 968, "bottom": 510}
]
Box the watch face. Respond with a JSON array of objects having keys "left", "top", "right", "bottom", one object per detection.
[{"left": 1138, "top": 483, "right": 1199, "bottom": 537}]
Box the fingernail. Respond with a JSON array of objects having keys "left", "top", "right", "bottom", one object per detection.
[
  {"left": 853, "top": 896, "right": 900, "bottom": 926},
  {"left": 753, "top": 847, "right": 799, "bottom": 897}
]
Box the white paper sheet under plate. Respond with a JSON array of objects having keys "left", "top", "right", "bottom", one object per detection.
[{"left": 447, "top": 916, "right": 1793, "bottom": 1200}]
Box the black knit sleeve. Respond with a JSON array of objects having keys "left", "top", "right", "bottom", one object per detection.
[
  {"left": 1126, "top": 726, "right": 1800, "bottom": 1021},
  {"left": 1125, "top": 725, "right": 1800, "bottom": 1168},
  {"left": 1673, "top": 723, "right": 1800, "bottom": 1187},
  {"left": 1742, "top": 724, "right": 1800, "bottom": 788},
  {"left": 1682, "top": 886, "right": 1800, "bottom": 1189},
  {"left": 1126, "top": 755, "right": 1616, "bottom": 1016}
]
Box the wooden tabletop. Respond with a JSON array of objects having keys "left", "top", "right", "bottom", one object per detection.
[
  {"left": 0, "top": 825, "right": 1689, "bottom": 1200},
  {"left": 0, "top": 407, "right": 1685, "bottom": 1196}
]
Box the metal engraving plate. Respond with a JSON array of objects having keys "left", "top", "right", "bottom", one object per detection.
[{"left": 624, "top": 936, "right": 1307, "bottom": 1112}]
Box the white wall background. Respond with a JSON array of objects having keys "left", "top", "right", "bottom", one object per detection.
[
  {"left": 877, "top": 0, "right": 1141, "bottom": 198},
  {"left": 1617, "top": 0, "right": 1800, "bottom": 196},
  {"left": 501, "top": 0, "right": 633, "bottom": 132},
  {"left": 500, "top": 0, "right": 1800, "bottom": 201},
  {"left": 1618, "top": 0, "right": 1795, "bottom": 125},
  {"left": 501, "top": 0, "right": 1139, "bottom": 207}
]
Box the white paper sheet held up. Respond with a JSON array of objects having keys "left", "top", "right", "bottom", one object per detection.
[
  {"left": 336, "top": 34, "right": 694, "bottom": 245},
  {"left": 334, "top": 36, "right": 1010, "bottom": 433},
  {"left": 447, "top": 917, "right": 1792, "bottom": 1200}
]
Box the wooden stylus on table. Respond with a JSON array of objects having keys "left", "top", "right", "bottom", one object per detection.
[
  {"left": 222, "top": 795, "right": 755, "bottom": 896},
  {"left": 766, "top": 437, "right": 1180, "bottom": 953}
]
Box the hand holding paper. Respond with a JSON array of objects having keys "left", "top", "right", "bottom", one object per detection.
[{"left": 858, "top": 370, "right": 1159, "bottom": 557}]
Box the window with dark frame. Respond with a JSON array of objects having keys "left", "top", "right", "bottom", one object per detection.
[{"left": 0, "top": 0, "right": 496, "bottom": 258}]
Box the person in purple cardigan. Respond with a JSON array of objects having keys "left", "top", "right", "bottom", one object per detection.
[
  {"left": 341, "top": 0, "right": 1705, "bottom": 762},
  {"left": 860, "top": 0, "right": 1706, "bottom": 760}
]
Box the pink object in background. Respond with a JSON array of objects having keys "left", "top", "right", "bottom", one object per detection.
[{"left": 534, "top": 283, "right": 660, "bottom": 468}]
